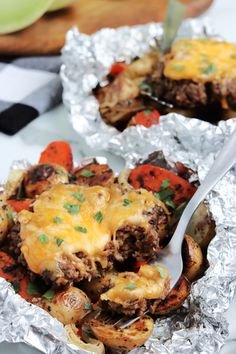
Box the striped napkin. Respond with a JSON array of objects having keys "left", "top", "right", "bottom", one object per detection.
[{"left": 0, "top": 56, "right": 62, "bottom": 135}]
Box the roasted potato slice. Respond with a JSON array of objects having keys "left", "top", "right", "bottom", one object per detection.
[
  {"left": 0, "top": 198, "right": 12, "bottom": 243},
  {"left": 186, "top": 201, "right": 215, "bottom": 249},
  {"left": 74, "top": 163, "right": 114, "bottom": 187},
  {"left": 24, "top": 163, "right": 68, "bottom": 198},
  {"left": 153, "top": 275, "right": 190, "bottom": 315},
  {"left": 38, "top": 286, "right": 91, "bottom": 325},
  {"left": 182, "top": 234, "right": 204, "bottom": 282},
  {"left": 4, "top": 168, "right": 26, "bottom": 199},
  {"left": 65, "top": 323, "right": 105, "bottom": 354},
  {"left": 90, "top": 315, "right": 154, "bottom": 350}
]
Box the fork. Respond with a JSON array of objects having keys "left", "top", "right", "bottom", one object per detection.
[{"left": 115, "top": 127, "right": 236, "bottom": 329}]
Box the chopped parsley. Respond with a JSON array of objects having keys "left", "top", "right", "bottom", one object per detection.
[
  {"left": 63, "top": 203, "right": 80, "bottom": 215},
  {"left": 202, "top": 63, "right": 216, "bottom": 75},
  {"left": 53, "top": 216, "right": 63, "bottom": 224},
  {"left": 161, "top": 179, "right": 171, "bottom": 189},
  {"left": 165, "top": 199, "right": 176, "bottom": 209},
  {"left": 6, "top": 210, "right": 14, "bottom": 221},
  {"left": 124, "top": 283, "right": 137, "bottom": 290},
  {"left": 72, "top": 192, "right": 85, "bottom": 202},
  {"left": 10, "top": 280, "right": 21, "bottom": 293},
  {"left": 154, "top": 188, "right": 175, "bottom": 200},
  {"left": 55, "top": 238, "right": 64, "bottom": 247},
  {"left": 42, "top": 288, "right": 55, "bottom": 301},
  {"left": 38, "top": 234, "right": 49, "bottom": 244},
  {"left": 80, "top": 170, "right": 94, "bottom": 177},
  {"left": 157, "top": 266, "right": 166, "bottom": 279},
  {"left": 139, "top": 81, "right": 151, "bottom": 92},
  {"left": 83, "top": 302, "right": 92, "bottom": 310},
  {"left": 172, "top": 64, "right": 185, "bottom": 71},
  {"left": 94, "top": 211, "right": 103, "bottom": 223},
  {"left": 74, "top": 226, "right": 87, "bottom": 233},
  {"left": 123, "top": 198, "right": 132, "bottom": 207},
  {"left": 173, "top": 201, "right": 187, "bottom": 219},
  {"left": 144, "top": 109, "right": 152, "bottom": 115},
  {"left": 26, "top": 280, "right": 42, "bottom": 295}
]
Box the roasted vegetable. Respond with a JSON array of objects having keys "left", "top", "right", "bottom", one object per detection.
[
  {"left": 128, "top": 109, "right": 160, "bottom": 128},
  {"left": 182, "top": 234, "right": 204, "bottom": 282},
  {"left": 7, "top": 198, "right": 34, "bottom": 212},
  {"left": 65, "top": 323, "right": 105, "bottom": 354},
  {"left": 90, "top": 315, "right": 154, "bottom": 350},
  {"left": 23, "top": 163, "right": 68, "bottom": 198},
  {"left": 129, "top": 165, "right": 196, "bottom": 207},
  {"left": 38, "top": 286, "right": 91, "bottom": 325},
  {"left": 110, "top": 62, "right": 128, "bottom": 77},
  {"left": 0, "top": 199, "right": 11, "bottom": 243},
  {"left": 0, "top": 251, "right": 34, "bottom": 302},
  {"left": 39, "top": 141, "right": 73, "bottom": 172},
  {"left": 74, "top": 163, "right": 114, "bottom": 187},
  {"left": 153, "top": 275, "right": 190, "bottom": 315}
]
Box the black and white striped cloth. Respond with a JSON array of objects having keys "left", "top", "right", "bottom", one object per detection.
[{"left": 0, "top": 56, "right": 62, "bottom": 135}]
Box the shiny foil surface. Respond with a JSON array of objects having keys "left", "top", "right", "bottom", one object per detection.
[{"left": 0, "top": 19, "right": 235, "bottom": 354}]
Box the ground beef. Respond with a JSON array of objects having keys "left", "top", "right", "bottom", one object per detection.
[
  {"left": 4, "top": 223, "right": 22, "bottom": 259},
  {"left": 102, "top": 298, "right": 148, "bottom": 316},
  {"left": 226, "top": 77, "right": 236, "bottom": 110}
]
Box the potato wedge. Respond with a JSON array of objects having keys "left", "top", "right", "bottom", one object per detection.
[
  {"left": 74, "top": 163, "right": 114, "bottom": 188},
  {"left": 24, "top": 163, "right": 68, "bottom": 198},
  {"left": 154, "top": 275, "right": 190, "bottom": 315},
  {"left": 38, "top": 286, "right": 91, "bottom": 325},
  {"left": 4, "top": 168, "right": 26, "bottom": 199},
  {"left": 186, "top": 201, "right": 215, "bottom": 249},
  {"left": 65, "top": 323, "right": 105, "bottom": 354},
  {"left": 0, "top": 198, "right": 11, "bottom": 243},
  {"left": 182, "top": 234, "right": 204, "bottom": 282},
  {"left": 90, "top": 315, "right": 154, "bottom": 350}
]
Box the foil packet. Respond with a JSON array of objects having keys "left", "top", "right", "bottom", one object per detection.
[
  {"left": 60, "top": 18, "right": 220, "bottom": 152},
  {"left": 0, "top": 116, "right": 236, "bottom": 354}
]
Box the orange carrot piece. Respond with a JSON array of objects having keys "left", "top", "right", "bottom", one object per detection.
[
  {"left": 129, "top": 165, "right": 196, "bottom": 207},
  {"left": 39, "top": 141, "right": 73, "bottom": 172},
  {"left": 110, "top": 62, "right": 128, "bottom": 76},
  {"left": 7, "top": 199, "right": 34, "bottom": 212},
  {"left": 0, "top": 251, "right": 34, "bottom": 302},
  {"left": 130, "top": 109, "right": 160, "bottom": 128}
]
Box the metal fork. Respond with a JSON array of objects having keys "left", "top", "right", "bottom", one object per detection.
[{"left": 115, "top": 127, "right": 236, "bottom": 329}]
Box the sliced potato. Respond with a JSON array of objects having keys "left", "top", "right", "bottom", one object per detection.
[
  {"left": 0, "top": 198, "right": 11, "bottom": 243},
  {"left": 65, "top": 323, "right": 105, "bottom": 354},
  {"left": 24, "top": 163, "right": 68, "bottom": 198},
  {"left": 38, "top": 286, "right": 91, "bottom": 325},
  {"left": 186, "top": 201, "right": 215, "bottom": 249},
  {"left": 182, "top": 234, "right": 204, "bottom": 282},
  {"left": 154, "top": 275, "right": 190, "bottom": 315},
  {"left": 5, "top": 168, "right": 26, "bottom": 199},
  {"left": 74, "top": 163, "right": 114, "bottom": 188},
  {"left": 90, "top": 315, "right": 154, "bottom": 350}
]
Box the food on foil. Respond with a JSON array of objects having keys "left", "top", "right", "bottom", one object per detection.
[
  {"left": 95, "top": 38, "right": 236, "bottom": 129},
  {"left": 0, "top": 141, "right": 215, "bottom": 352}
]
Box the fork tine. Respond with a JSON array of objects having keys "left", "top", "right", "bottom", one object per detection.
[{"left": 115, "top": 310, "right": 149, "bottom": 330}]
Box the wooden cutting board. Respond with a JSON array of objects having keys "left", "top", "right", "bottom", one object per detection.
[{"left": 0, "top": 0, "right": 213, "bottom": 56}]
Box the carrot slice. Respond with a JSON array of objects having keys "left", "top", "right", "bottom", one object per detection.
[
  {"left": 0, "top": 251, "right": 34, "bottom": 302},
  {"left": 110, "top": 62, "right": 128, "bottom": 76},
  {"left": 39, "top": 141, "right": 73, "bottom": 172},
  {"left": 130, "top": 109, "right": 160, "bottom": 128},
  {"left": 7, "top": 199, "right": 34, "bottom": 212},
  {"left": 129, "top": 165, "right": 196, "bottom": 207}
]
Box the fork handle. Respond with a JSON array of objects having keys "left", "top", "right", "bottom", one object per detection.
[{"left": 169, "top": 127, "right": 236, "bottom": 253}]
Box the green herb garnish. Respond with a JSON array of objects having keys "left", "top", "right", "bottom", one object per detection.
[
  {"left": 83, "top": 302, "right": 92, "bottom": 310},
  {"left": 55, "top": 238, "right": 64, "bottom": 247},
  {"left": 72, "top": 192, "right": 85, "bottom": 202},
  {"left": 172, "top": 64, "right": 185, "bottom": 70},
  {"left": 26, "top": 281, "right": 42, "bottom": 295},
  {"left": 165, "top": 199, "right": 176, "bottom": 209},
  {"left": 42, "top": 288, "right": 55, "bottom": 301},
  {"left": 202, "top": 63, "right": 216, "bottom": 75},
  {"left": 161, "top": 179, "right": 171, "bottom": 189},
  {"left": 154, "top": 189, "right": 175, "bottom": 201},
  {"left": 139, "top": 81, "right": 151, "bottom": 92},
  {"left": 38, "top": 234, "right": 49, "bottom": 244},
  {"left": 74, "top": 226, "right": 87, "bottom": 233},
  {"left": 63, "top": 203, "right": 80, "bottom": 215},
  {"left": 6, "top": 210, "right": 14, "bottom": 221},
  {"left": 123, "top": 199, "right": 132, "bottom": 207},
  {"left": 53, "top": 216, "right": 63, "bottom": 224},
  {"left": 11, "top": 280, "right": 21, "bottom": 293},
  {"left": 157, "top": 266, "right": 166, "bottom": 279},
  {"left": 144, "top": 109, "right": 152, "bottom": 115},
  {"left": 124, "top": 283, "right": 137, "bottom": 290},
  {"left": 80, "top": 170, "right": 94, "bottom": 177},
  {"left": 94, "top": 211, "right": 103, "bottom": 223}
]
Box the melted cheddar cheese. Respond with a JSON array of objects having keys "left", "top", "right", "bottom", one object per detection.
[
  {"left": 101, "top": 264, "right": 169, "bottom": 302},
  {"left": 19, "top": 184, "right": 167, "bottom": 277},
  {"left": 164, "top": 38, "right": 236, "bottom": 83}
]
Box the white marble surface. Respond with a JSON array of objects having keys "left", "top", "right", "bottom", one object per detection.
[{"left": 0, "top": 0, "right": 236, "bottom": 352}]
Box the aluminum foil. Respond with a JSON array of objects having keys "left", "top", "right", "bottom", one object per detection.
[
  {"left": 0, "top": 117, "right": 236, "bottom": 354},
  {"left": 60, "top": 18, "right": 219, "bottom": 152}
]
